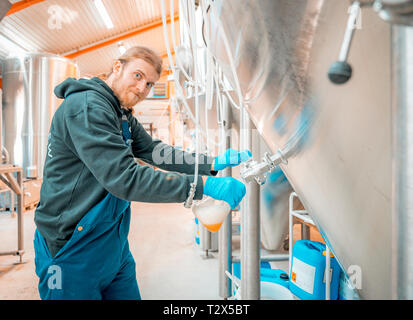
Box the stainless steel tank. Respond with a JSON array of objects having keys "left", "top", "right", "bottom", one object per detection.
[
  {"left": 207, "top": 0, "right": 397, "bottom": 299},
  {"left": 2, "top": 53, "right": 79, "bottom": 179},
  {"left": 179, "top": 5, "right": 293, "bottom": 252}
]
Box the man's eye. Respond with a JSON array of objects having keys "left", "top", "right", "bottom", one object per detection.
[
  {"left": 146, "top": 83, "right": 153, "bottom": 89},
  {"left": 135, "top": 73, "right": 142, "bottom": 79}
]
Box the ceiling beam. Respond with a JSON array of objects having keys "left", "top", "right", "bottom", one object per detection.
[
  {"left": 5, "top": 0, "right": 45, "bottom": 16},
  {"left": 63, "top": 14, "right": 179, "bottom": 60}
]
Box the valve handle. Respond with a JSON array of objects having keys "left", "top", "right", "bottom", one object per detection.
[{"left": 328, "top": 1, "right": 361, "bottom": 84}]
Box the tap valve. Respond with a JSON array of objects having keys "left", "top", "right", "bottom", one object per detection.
[{"left": 328, "top": 1, "right": 361, "bottom": 84}]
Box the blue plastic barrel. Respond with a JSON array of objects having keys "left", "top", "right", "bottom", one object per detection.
[
  {"left": 232, "top": 261, "right": 271, "bottom": 296},
  {"left": 260, "top": 268, "right": 290, "bottom": 289},
  {"left": 194, "top": 218, "right": 200, "bottom": 245},
  {"left": 232, "top": 263, "right": 289, "bottom": 286},
  {"left": 289, "top": 240, "right": 340, "bottom": 300}
]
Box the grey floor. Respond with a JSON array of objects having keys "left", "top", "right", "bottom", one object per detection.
[{"left": 0, "top": 202, "right": 288, "bottom": 300}]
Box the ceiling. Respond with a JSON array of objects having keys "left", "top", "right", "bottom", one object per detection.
[{"left": 0, "top": 0, "right": 179, "bottom": 78}]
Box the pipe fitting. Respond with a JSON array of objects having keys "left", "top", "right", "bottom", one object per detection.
[
  {"left": 184, "top": 181, "right": 197, "bottom": 208},
  {"left": 240, "top": 149, "right": 288, "bottom": 185}
]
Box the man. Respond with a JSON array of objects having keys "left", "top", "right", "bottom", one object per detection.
[{"left": 34, "top": 46, "right": 250, "bottom": 300}]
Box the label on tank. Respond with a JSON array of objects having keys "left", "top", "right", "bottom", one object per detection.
[{"left": 291, "top": 257, "right": 315, "bottom": 294}]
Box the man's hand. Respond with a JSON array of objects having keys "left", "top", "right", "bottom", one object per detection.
[
  {"left": 213, "top": 149, "right": 252, "bottom": 171},
  {"left": 203, "top": 176, "right": 246, "bottom": 210}
]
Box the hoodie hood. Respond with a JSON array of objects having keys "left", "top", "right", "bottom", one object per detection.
[{"left": 54, "top": 77, "right": 122, "bottom": 115}]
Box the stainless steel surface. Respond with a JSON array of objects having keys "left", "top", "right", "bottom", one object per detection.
[
  {"left": 180, "top": 1, "right": 294, "bottom": 273},
  {"left": 208, "top": 0, "right": 393, "bottom": 299},
  {"left": 218, "top": 94, "right": 232, "bottom": 299},
  {"left": 240, "top": 109, "right": 260, "bottom": 300},
  {"left": 259, "top": 138, "right": 292, "bottom": 251},
  {"left": 2, "top": 53, "right": 79, "bottom": 179},
  {"left": 16, "top": 169, "right": 23, "bottom": 263},
  {"left": 232, "top": 253, "right": 289, "bottom": 263},
  {"left": 0, "top": 165, "right": 24, "bottom": 263},
  {"left": 374, "top": 0, "right": 413, "bottom": 25},
  {"left": 183, "top": 93, "right": 221, "bottom": 154},
  {"left": 391, "top": 24, "right": 413, "bottom": 299},
  {"left": 0, "top": 89, "right": 2, "bottom": 163}
]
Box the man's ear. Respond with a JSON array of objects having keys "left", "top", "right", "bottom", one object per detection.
[{"left": 112, "top": 60, "right": 123, "bottom": 75}]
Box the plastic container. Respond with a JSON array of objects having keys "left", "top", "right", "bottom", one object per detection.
[
  {"left": 194, "top": 217, "right": 200, "bottom": 245},
  {"left": 260, "top": 268, "right": 290, "bottom": 289},
  {"left": 231, "top": 280, "right": 295, "bottom": 300},
  {"left": 192, "top": 197, "right": 231, "bottom": 233},
  {"left": 260, "top": 281, "right": 295, "bottom": 300},
  {"left": 289, "top": 240, "right": 340, "bottom": 300},
  {"left": 229, "top": 263, "right": 295, "bottom": 300}
]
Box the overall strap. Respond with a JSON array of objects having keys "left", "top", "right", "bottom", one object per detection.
[{"left": 121, "top": 110, "right": 133, "bottom": 147}]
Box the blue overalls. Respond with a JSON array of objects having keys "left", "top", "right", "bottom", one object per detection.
[{"left": 34, "top": 113, "right": 141, "bottom": 300}]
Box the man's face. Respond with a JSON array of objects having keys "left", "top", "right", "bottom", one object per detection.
[{"left": 111, "top": 58, "right": 160, "bottom": 109}]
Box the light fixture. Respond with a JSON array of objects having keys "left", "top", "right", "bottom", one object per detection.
[
  {"left": 118, "top": 43, "right": 126, "bottom": 55},
  {"left": 93, "top": 0, "right": 114, "bottom": 29},
  {"left": 0, "top": 34, "right": 27, "bottom": 56}
]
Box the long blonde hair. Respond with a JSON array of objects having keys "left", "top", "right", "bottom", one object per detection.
[{"left": 106, "top": 46, "right": 163, "bottom": 78}]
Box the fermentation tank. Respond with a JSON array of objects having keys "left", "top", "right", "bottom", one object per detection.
[
  {"left": 2, "top": 53, "right": 79, "bottom": 179},
  {"left": 204, "top": 0, "right": 401, "bottom": 299}
]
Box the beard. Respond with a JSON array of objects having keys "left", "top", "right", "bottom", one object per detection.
[{"left": 112, "top": 79, "right": 141, "bottom": 113}]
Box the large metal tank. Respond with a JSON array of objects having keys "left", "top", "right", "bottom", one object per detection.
[
  {"left": 206, "top": 0, "right": 400, "bottom": 299},
  {"left": 2, "top": 53, "right": 79, "bottom": 179},
  {"left": 178, "top": 3, "right": 293, "bottom": 252}
]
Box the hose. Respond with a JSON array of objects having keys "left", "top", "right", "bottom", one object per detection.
[{"left": 205, "top": 0, "right": 244, "bottom": 111}]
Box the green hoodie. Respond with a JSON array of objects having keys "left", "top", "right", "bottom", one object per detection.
[{"left": 34, "top": 77, "right": 215, "bottom": 258}]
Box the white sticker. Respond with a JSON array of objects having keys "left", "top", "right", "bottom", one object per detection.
[{"left": 291, "top": 257, "right": 316, "bottom": 295}]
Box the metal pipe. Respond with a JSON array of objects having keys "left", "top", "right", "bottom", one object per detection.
[
  {"left": 392, "top": 24, "right": 413, "bottom": 300},
  {"left": 2, "top": 146, "right": 10, "bottom": 164},
  {"left": 288, "top": 193, "right": 294, "bottom": 275},
  {"left": 218, "top": 94, "right": 233, "bottom": 299},
  {"left": 327, "top": 1, "right": 361, "bottom": 84},
  {"left": 4, "top": 172, "right": 22, "bottom": 195},
  {"left": 16, "top": 170, "right": 24, "bottom": 263},
  {"left": 301, "top": 224, "right": 310, "bottom": 240},
  {"left": 325, "top": 246, "right": 331, "bottom": 300},
  {"left": 204, "top": 228, "right": 211, "bottom": 257},
  {"left": 338, "top": 1, "right": 360, "bottom": 62},
  {"left": 0, "top": 88, "right": 2, "bottom": 162},
  {"left": 232, "top": 254, "right": 289, "bottom": 263},
  {"left": 240, "top": 107, "right": 260, "bottom": 300}
]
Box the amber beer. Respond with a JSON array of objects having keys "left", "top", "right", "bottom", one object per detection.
[{"left": 192, "top": 197, "right": 231, "bottom": 233}]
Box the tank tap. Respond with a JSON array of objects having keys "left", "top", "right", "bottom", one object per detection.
[
  {"left": 240, "top": 149, "right": 288, "bottom": 185},
  {"left": 328, "top": 1, "right": 361, "bottom": 84}
]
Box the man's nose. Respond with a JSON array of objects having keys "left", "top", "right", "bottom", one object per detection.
[{"left": 136, "top": 80, "right": 146, "bottom": 92}]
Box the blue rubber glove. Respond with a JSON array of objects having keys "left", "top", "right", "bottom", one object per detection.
[
  {"left": 213, "top": 148, "right": 252, "bottom": 171},
  {"left": 203, "top": 176, "right": 246, "bottom": 210}
]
